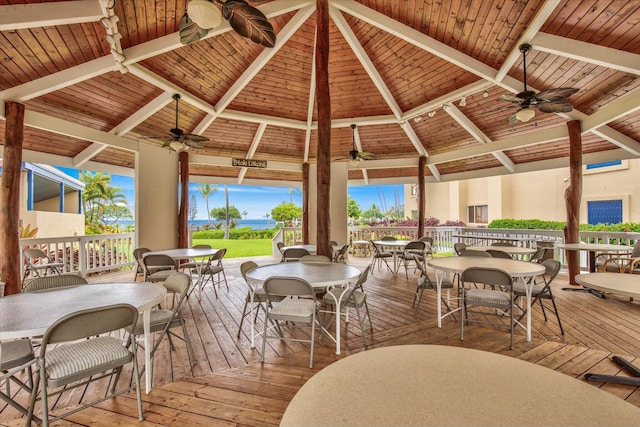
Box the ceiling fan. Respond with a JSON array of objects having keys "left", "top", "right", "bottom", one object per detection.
[
  {"left": 347, "top": 124, "right": 377, "bottom": 166},
  {"left": 160, "top": 94, "right": 209, "bottom": 151},
  {"left": 499, "top": 43, "right": 578, "bottom": 123}
]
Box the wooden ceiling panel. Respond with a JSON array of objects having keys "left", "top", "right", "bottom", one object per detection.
[
  {"left": 254, "top": 126, "right": 306, "bottom": 161},
  {"left": 91, "top": 146, "right": 135, "bottom": 169},
  {"left": 607, "top": 109, "right": 640, "bottom": 142},
  {"left": 190, "top": 165, "right": 240, "bottom": 180},
  {"left": 543, "top": 1, "right": 640, "bottom": 54},
  {"left": 114, "top": 0, "right": 186, "bottom": 47},
  {"left": 25, "top": 72, "right": 162, "bottom": 133},
  {"left": 244, "top": 167, "right": 301, "bottom": 182},
  {"left": 229, "top": 17, "right": 314, "bottom": 121},
  {"left": 20, "top": 125, "right": 92, "bottom": 157},
  {"left": 437, "top": 154, "right": 503, "bottom": 175},
  {"left": 365, "top": 167, "right": 419, "bottom": 179},
  {"left": 411, "top": 114, "right": 478, "bottom": 156},
  {"left": 505, "top": 133, "right": 617, "bottom": 165}
]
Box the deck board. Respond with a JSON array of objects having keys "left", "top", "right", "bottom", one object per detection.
[{"left": 3, "top": 254, "right": 640, "bottom": 426}]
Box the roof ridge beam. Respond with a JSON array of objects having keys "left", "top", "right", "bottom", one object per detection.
[{"left": 238, "top": 123, "right": 267, "bottom": 184}]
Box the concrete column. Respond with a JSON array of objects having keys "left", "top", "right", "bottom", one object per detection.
[{"left": 135, "top": 143, "right": 179, "bottom": 249}]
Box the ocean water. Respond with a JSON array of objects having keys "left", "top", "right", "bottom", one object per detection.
[{"left": 115, "top": 218, "right": 277, "bottom": 230}]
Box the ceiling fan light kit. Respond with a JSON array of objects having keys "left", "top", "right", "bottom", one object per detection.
[
  {"left": 187, "top": 0, "right": 222, "bottom": 29},
  {"left": 515, "top": 107, "right": 535, "bottom": 122}
]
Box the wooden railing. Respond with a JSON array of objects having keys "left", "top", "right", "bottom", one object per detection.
[
  {"left": 19, "top": 233, "right": 135, "bottom": 279},
  {"left": 273, "top": 226, "right": 640, "bottom": 272}
]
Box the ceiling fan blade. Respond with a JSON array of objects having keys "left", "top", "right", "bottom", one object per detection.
[
  {"left": 162, "top": 140, "right": 173, "bottom": 147},
  {"left": 499, "top": 94, "right": 523, "bottom": 103},
  {"left": 537, "top": 101, "right": 574, "bottom": 113},
  {"left": 183, "top": 134, "right": 209, "bottom": 142},
  {"left": 184, "top": 140, "right": 204, "bottom": 149},
  {"left": 508, "top": 111, "right": 520, "bottom": 124},
  {"left": 358, "top": 152, "right": 377, "bottom": 160},
  {"left": 535, "top": 87, "right": 579, "bottom": 102}
]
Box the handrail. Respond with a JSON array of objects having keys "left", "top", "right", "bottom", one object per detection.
[{"left": 19, "top": 233, "right": 135, "bottom": 279}]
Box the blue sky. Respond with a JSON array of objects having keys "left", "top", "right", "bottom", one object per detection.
[{"left": 58, "top": 167, "right": 404, "bottom": 219}]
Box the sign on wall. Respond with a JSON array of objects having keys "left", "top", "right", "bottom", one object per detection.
[{"left": 232, "top": 158, "right": 268, "bottom": 168}]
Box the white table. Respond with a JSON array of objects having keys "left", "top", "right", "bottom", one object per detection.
[
  {"left": 428, "top": 257, "right": 545, "bottom": 341},
  {"left": 245, "top": 262, "right": 361, "bottom": 355},
  {"left": 280, "top": 345, "right": 640, "bottom": 426},
  {"left": 466, "top": 245, "right": 537, "bottom": 260},
  {"left": 145, "top": 247, "right": 219, "bottom": 300},
  {"left": 557, "top": 243, "right": 631, "bottom": 273},
  {"left": 0, "top": 282, "right": 166, "bottom": 394},
  {"left": 373, "top": 240, "right": 410, "bottom": 274},
  {"left": 575, "top": 272, "right": 640, "bottom": 386}
]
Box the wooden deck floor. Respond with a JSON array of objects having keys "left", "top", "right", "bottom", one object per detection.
[{"left": 3, "top": 254, "right": 640, "bottom": 426}]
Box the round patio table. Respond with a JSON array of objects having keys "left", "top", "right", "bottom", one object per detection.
[
  {"left": 0, "top": 282, "right": 166, "bottom": 394},
  {"left": 245, "top": 262, "right": 361, "bottom": 354},
  {"left": 281, "top": 345, "right": 640, "bottom": 426}
]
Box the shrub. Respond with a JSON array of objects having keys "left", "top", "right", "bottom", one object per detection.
[{"left": 192, "top": 227, "right": 275, "bottom": 240}]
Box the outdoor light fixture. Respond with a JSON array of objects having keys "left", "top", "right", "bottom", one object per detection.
[
  {"left": 427, "top": 111, "right": 436, "bottom": 118},
  {"left": 459, "top": 96, "right": 467, "bottom": 107},
  {"left": 442, "top": 103, "right": 451, "bottom": 112},
  {"left": 170, "top": 141, "right": 188, "bottom": 152},
  {"left": 187, "top": 0, "right": 222, "bottom": 29},
  {"left": 515, "top": 107, "right": 535, "bottom": 122},
  {"left": 482, "top": 90, "right": 489, "bottom": 98}
]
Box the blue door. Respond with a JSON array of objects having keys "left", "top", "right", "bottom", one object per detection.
[{"left": 587, "top": 200, "right": 622, "bottom": 225}]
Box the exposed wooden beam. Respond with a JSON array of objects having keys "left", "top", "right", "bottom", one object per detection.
[
  {"left": 0, "top": 0, "right": 103, "bottom": 31},
  {"left": 399, "top": 121, "right": 428, "bottom": 157},
  {"left": 446, "top": 104, "right": 491, "bottom": 144},
  {"left": 582, "top": 87, "right": 640, "bottom": 132},
  {"left": 189, "top": 154, "right": 301, "bottom": 172},
  {"left": 533, "top": 32, "right": 640, "bottom": 76},
  {"left": 238, "top": 123, "right": 267, "bottom": 184},
  {"left": 73, "top": 143, "right": 107, "bottom": 168},
  {"left": 491, "top": 151, "right": 516, "bottom": 173}
]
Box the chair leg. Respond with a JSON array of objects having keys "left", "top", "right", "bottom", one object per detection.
[
  {"left": 549, "top": 297, "right": 565, "bottom": 335},
  {"left": 180, "top": 321, "right": 197, "bottom": 366},
  {"left": 237, "top": 298, "right": 250, "bottom": 338}
]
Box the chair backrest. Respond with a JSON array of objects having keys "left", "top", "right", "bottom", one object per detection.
[
  {"left": 541, "top": 259, "right": 561, "bottom": 284},
  {"left": 143, "top": 254, "right": 176, "bottom": 272},
  {"left": 461, "top": 249, "right": 491, "bottom": 257},
  {"left": 212, "top": 248, "right": 227, "bottom": 263},
  {"left": 163, "top": 271, "right": 191, "bottom": 296},
  {"left": 487, "top": 249, "right": 512, "bottom": 259},
  {"left": 454, "top": 242, "right": 467, "bottom": 255},
  {"left": 493, "top": 241, "right": 515, "bottom": 247},
  {"left": 461, "top": 267, "right": 512, "bottom": 289},
  {"left": 404, "top": 241, "right": 425, "bottom": 252},
  {"left": 333, "top": 244, "right": 349, "bottom": 262},
  {"left": 240, "top": 261, "right": 259, "bottom": 280},
  {"left": 133, "top": 247, "right": 151, "bottom": 263},
  {"left": 419, "top": 236, "right": 433, "bottom": 245},
  {"left": 300, "top": 255, "right": 331, "bottom": 264},
  {"left": 39, "top": 304, "right": 138, "bottom": 349},
  {"left": 23, "top": 247, "right": 48, "bottom": 261},
  {"left": 276, "top": 242, "right": 285, "bottom": 253},
  {"left": 23, "top": 274, "right": 88, "bottom": 292},
  {"left": 283, "top": 247, "right": 310, "bottom": 261},
  {"left": 381, "top": 236, "right": 396, "bottom": 241},
  {"left": 263, "top": 276, "right": 314, "bottom": 299},
  {"left": 631, "top": 240, "right": 640, "bottom": 257},
  {"left": 329, "top": 241, "right": 338, "bottom": 246},
  {"left": 529, "top": 247, "right": 546, "bottom": 263}
]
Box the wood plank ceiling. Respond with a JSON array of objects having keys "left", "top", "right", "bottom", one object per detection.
[{"left": 1, "top": 0, "right": 640, "bottom": 186}]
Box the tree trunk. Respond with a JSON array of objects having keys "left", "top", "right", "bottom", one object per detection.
[
  {"left": 224, "top": 184, "right": 230, "bottom": 239},
  {"left": 0, "top": 102, "right": 25, "bottom": 295},
  {"left": 315, "top": 0, "right": 331, "bottom": 257},
  {"left": 564, "top": 120, "right": 582, "bottom": 285}
]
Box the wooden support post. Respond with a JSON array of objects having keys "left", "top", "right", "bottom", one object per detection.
[
  {"left": 1, "top": 102, "right": 25, "bottom": 295},
  {"left": 417, "top": 156, "right": 426, "bottom": 237},
  {"left": 315, "top": 0, "right": 331, "bottom": 258},
  {"left": 564, "top": 120, "right": 582, "bottom": 285},
  {"left": 302, "top": 162, "right": 309, "bottom": 244},
  {"left": 178, "top": 151, "right": 189, "bottom": 248}
]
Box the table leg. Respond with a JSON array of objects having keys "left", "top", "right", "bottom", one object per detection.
[
  {"left": 435, "top": 272, "right": 443, "bottom": 328},
  {"left": 143, "top": 308, "right": 152, "bottom": 393},
  {"left": 249, "top": 289, "right": 256, "bottom": 348},
  {"left": 522, "top": 277, "right": 532, "bottom": 342}
]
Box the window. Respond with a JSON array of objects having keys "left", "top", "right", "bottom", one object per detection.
[
  {"left": 467, "top": 205, "right": 488, "bottom": 224},
  {"left": 587, "top": 200, "right": 622, "bottom": 225}
]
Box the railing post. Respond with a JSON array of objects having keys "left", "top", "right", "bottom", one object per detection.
[{"left": 78, "top": 235, "right": 87, "bottom": 277}]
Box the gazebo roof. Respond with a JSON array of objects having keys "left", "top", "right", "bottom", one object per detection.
[{"left": 1, "top": 0, "right": 639, "bottom": 186}]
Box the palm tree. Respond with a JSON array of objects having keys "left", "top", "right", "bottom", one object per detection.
[
  {"left": 80, "top": 171, "right": 111, "bottom": 225},
  {"left": 224, "top": 184, "right": 230, "bottom": 239},
  {"left": 198, "top": 183, "right": 218, "bottom": 225}
]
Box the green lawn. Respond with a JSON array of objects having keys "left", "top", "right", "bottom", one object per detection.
[{"left": 192, "top": 238, "right": 273, "bottom": 258}]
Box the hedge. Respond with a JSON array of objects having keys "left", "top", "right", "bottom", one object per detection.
[
  {"left": 488, "top": 219, "right": 640, "bottom": 233},
  {"left": 192, "top": 226, "right": 275, "bottom": 240}
]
